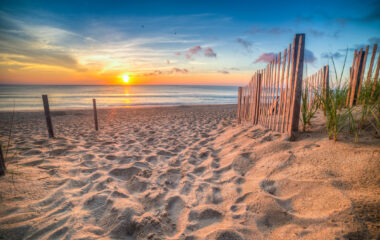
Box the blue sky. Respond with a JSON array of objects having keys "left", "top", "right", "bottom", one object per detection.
[{"left": 0, "top": 0, "right": 379, "bottom": 85}]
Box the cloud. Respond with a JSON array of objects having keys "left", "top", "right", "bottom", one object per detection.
[
  {"left": 218, "top": 70, "right": 229, "bottom": 74},
  {"left": 204, "top": 47, "right": 216, "bottom": 57},
  {"left": 166, "top": 59, "right": 170, "bottom": 64},
  {"left": 308, "top": 29, "right": 325, "bottom": 38},
  {"left": 175, "top": 45, "right": 216, "bottom": 59},
  {"left": 229, "top": 67, "right": 240, "bottom": 71},
  {"left": 254, "top": 50, "right": 315, "bottom": 64},
  {"left": 368, "top": 37, "right": 380, "bottom": 45},
  {"left": 236, "top": 38, "right": 252, "bottom": 52},
  {"left": 340, "top": 37, "right": 380, "bottom": 52},
  {"left": 247, "top": 26, "right": 292, "bottom": 35},
  {"left": 295, "top": 2, "right": 380, "bottom": 25},
  {"left": 144, "top": 67, "right": 188, "bottom": 76},
  {"left": 0, "top": 13, "right": 86, "bottom": 72},
  {"left": 253, "top": 52, "right": 276, "bottom": 64},
  {"left": 304, "top": 49, "right": 317, "bottom": 63},
  {"left": 359, "top": 2, "right": 380, "bottom": 22},
  {"left": 175, "top": 45, "right": 201, "bottom": 59},
  {"left": 321, "top": 52, "right": 344, "bottom": 59},
  {"left": 189, "top": 45, "right": 202, "bottom": 54},
  {"left": 171, "top": 67, "right": 188, "bottom": 73},
  {"left": 144, "top": 70, "right": 163, "bottom": 76}
]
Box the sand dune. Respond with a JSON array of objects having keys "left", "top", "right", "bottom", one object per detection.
[{"left": 0, "top": 105, "right": 379, "bottom": 240}]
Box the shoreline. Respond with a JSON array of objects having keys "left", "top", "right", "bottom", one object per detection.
[{"left": 0, "top": 103, "right": 237, "bottom": 114}]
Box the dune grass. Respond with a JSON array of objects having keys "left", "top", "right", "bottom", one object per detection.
[{"left": 301, "top": 84, "right": 319, "bottom": 132}]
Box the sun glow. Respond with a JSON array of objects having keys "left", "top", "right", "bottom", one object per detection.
[{"left": 121, "top": 74, "right": 130, "bottom": 84}]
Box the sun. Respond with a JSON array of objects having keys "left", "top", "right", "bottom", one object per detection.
[{"left": 121, "top": 74, "right": 130, "bottom": 84}]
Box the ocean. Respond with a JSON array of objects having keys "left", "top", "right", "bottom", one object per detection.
[{"left": 0, "top": 85, "right": 238, "bottom": 111}]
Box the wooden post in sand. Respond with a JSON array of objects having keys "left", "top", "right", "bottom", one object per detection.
[
  {"left": 42, "top": 94, "right": 54, "bottom": 138},
  {"left": 237, "top": 87, "right": 242, "bottom": 124},
  {"left": 288, "top": 33, "right": 305, "bottom": 140},
  {"left": 93, "top": 99, "right": 99, "bottom": 131},
  {"left": 0, "top": 144, "right": 5, "bottom": 176},
  {"left": 349, "top": 49, "right": 365, "bottom": 106},
  {"left": 323, "top": 65, "right": 329, "bottom": 99}
]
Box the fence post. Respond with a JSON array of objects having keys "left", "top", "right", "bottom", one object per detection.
[
  {"left": 349, "top": 50, "right": 365, "bottom": 106},
  {"left": 323, "top": 65, "right": 329, "bottom": 99},
  {"left": 0, "top": 144, "right": 5, "bottom": 176},
  {"left": 366, "top": 44, "right": 377, "bottom": 88},
  {"left": 357, "top": 46, "right": 369, "bottom": 101},
  {"left": 372, "top": 49, "right": 380, "bottom": 97},
  {"left": 42, "top": 94, "right": 54, "bottom": 138},
  {"left": 288, "top": 33, "right": 305, "bottom": 140},
  {"left": 93, "top": 99, "right": 99, "bottom": 131},
  {"left": 237, "top": 87, "right": 242, "bottom": 124},
  {"left": 255, "top": 73, "right": 262, "bottom": 124}
]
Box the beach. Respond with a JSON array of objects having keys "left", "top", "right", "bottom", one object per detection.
[{"left": 0, "top": 105, "right": 379, "bottom": 240}]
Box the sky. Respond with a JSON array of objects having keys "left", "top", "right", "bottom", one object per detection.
[{"left": 0, "top": 0, "right": 379, "bottom": 85}]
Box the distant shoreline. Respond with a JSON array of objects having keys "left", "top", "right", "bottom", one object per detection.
[{"left": 0, "top": 103, "right": 237, "bottom": 113}]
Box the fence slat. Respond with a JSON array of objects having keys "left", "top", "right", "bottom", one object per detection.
[
  {"left": 372, "top": 50, "right": 380, "bottom": 96},
  {"left": 93, "top": 99, "right": 99, "bottom": 131},
  {"left": 288, "top": 34, "right": 305, "bottom": 139},
  {"left": 274, "top": 52, "right": 282, "bottom": 131},
  {"left": 0, "top": 144, "right": 5, "bottom": 176},
  {"left": 237, "top": 87, "right": 242, "bottom": 124},
  {"left": 366, "top": 44, "right": 378, "bottom": 87},
  {"left": 349, "top": 49, "right": 364, "bottom": 106},
  {"left": 42, "top": 94, "right": 54, "bottom": 138},
  {"left": 347, "top": 50, "right": 358, "bottom": 105},
  {"left": 357, "top": 46, "right": 369, "bottom": 100},
  {"left": 281, "top": 44, "right": 292, "bottom": 133},
  {"left": 278, "top": 48, "right": 287, "bottom": 132}
]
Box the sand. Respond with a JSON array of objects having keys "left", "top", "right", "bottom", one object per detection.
[{"left": 0, "top": 105, "right": 379, "bottom": 240}]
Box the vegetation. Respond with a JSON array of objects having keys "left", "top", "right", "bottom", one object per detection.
[
  {"left": 351, "top": 78, "right": 380, "bottom": 141},
  {"left": 313, "top": 48, "right": 380, "bottom": 142},
  {"left": 301, "top": 83, "right": 319, "bottom": 132}
]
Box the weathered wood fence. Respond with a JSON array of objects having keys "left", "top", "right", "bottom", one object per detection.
[
  {"left": 347, "top": 44, "right": 379, "bottom": 106},
  {"left": 237, "top": 33, "right": 305, "bottom": 139},
  {"left": 303, "top": 65, "right": 329, "bottom": 107}
]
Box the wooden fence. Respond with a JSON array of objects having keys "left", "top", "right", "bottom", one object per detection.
[
  {"left": 347, "top": 43, "right": 379, "bottom": 106},
  {"left": 303, "top": 65, "right": 329, "bottom": 107},
  {"left": 237, "top": 33, "right": 305, "bottom": 139}
]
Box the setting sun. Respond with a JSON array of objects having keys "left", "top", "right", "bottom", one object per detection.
[{"left": 121, "top": 74, "right": 130, "bottom": 84}]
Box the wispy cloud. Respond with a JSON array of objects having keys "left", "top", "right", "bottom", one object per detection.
[
  {"left": 218, "top": 70, "right": 229, "bottom": 74},
  {"left": 368, "top": 37, "right": 380, "bottom": 45},
  {"left": 247, "top": 26, "right": 292, "bottom": 35},
  {"left": 253, "top": 50, "right": 315, "bottom": 64},
  {"left": 175, "top": 45, "right": 217, "bottom": 59},
  {"left": 253, "top": 52, "right": 276, "bottom": 64},
  {"left": 0, "top": 12, "right": 87, "bottom": 71},
  {"left": 305, "top": 49, "right": 317, "bottom": 63},
  {"left": 189, "top": 46, "right": 202, "bottom": 54},
  {"left": 204, "top": 47, "right": 216, "bottom": 57},
  {"left": 321, "top": 52, "right": 343, "bottom": 59},
  {"left": 236, "top": 38, "right": 252, "bottom": 52},
  {"left": 144, "top": 67, "right": 188, "bottom": 76}
]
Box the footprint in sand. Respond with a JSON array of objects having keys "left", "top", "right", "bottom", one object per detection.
[
  {"left": 166, "top": 196, "right": 185, "bottom": 233},
  {"left": 23, "top": 149, "right": 42, "bottom": 156},
  {"left": 260, "top": 179, "right": 276, "bottom": 195},
  {"left": 157, "top": 168, "right": 181, "bottom": 189},
  {"left": 207, "top": 187, "right": 223, "bottom": 205},
  {"left": 126, "top": 176, "right": 149, "bottom": 193},
  {"left": 109, "top": 167, "right": 141, "bottom": 181},
  {"left": 187, "top": 208, "right": 223, "bottom": 232}
]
